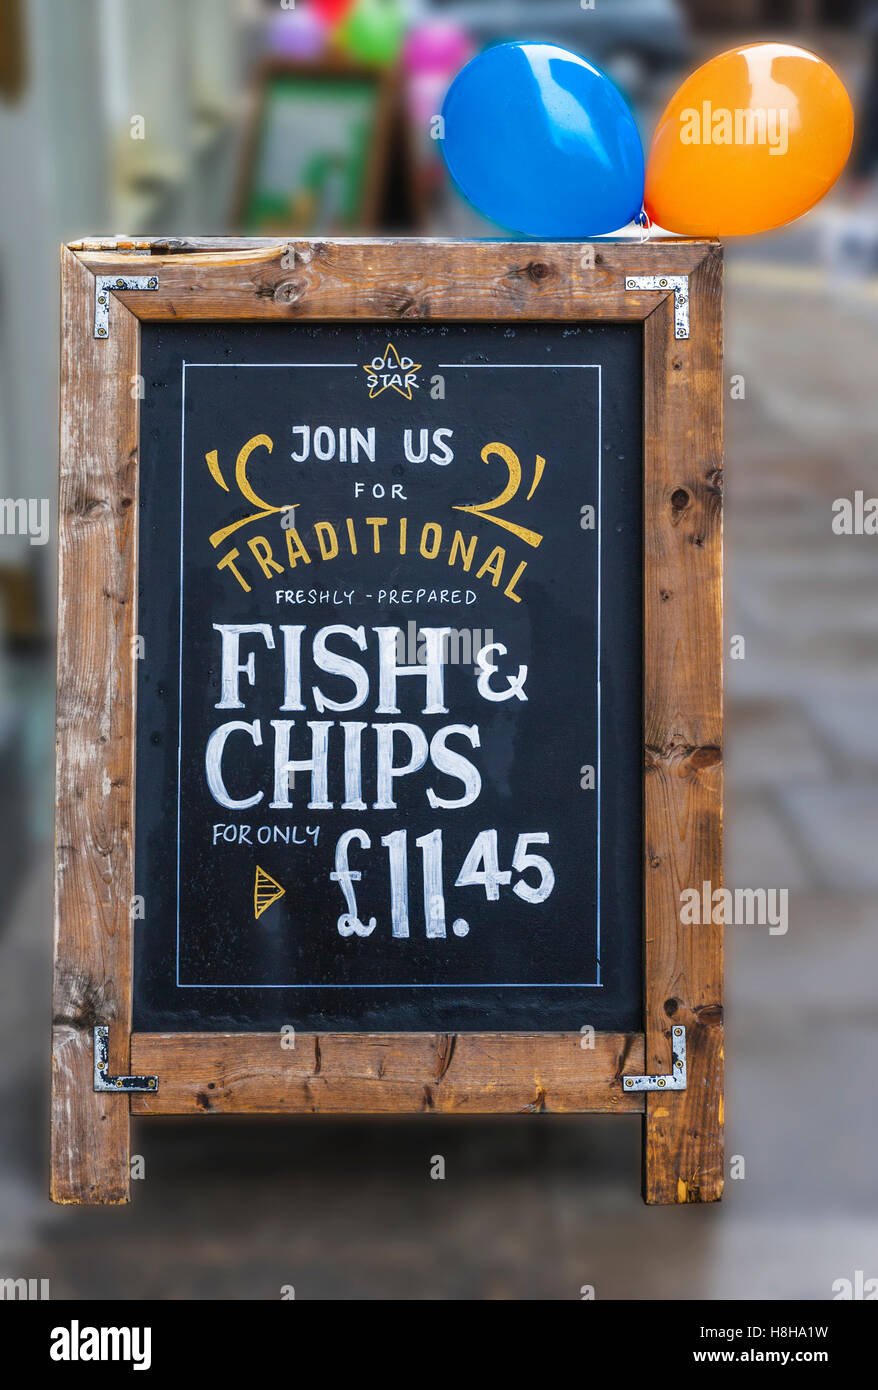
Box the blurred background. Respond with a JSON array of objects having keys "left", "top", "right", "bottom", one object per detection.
[{"left": 1, "top": 0, "right": 877, "bottom": 1299}]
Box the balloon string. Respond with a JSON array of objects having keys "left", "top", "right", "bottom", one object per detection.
[{"left": 637, "top": 208, "right": 653, "bottom": 243}]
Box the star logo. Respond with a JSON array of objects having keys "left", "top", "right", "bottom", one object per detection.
[{"left": 363, "top": 343, "right": 422, "bottom": 400}]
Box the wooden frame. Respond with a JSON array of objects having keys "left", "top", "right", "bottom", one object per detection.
[
  {"left": 234, "top": 60, "right": 397, "bottom": 235},
  {"left": 53, "top": 237, "right": 723, "bottom": 1205}
]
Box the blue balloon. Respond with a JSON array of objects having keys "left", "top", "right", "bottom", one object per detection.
[{"left": 441, "top": 43, "right": 644, "bottom": 237}]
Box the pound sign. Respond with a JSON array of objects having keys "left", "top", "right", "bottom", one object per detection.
[{"left": 330, "top": 829, "right": 376, "bottom": 937}]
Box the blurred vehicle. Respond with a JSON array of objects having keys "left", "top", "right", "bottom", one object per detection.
[{"left": 429, "top": 0, "right": 691, "bottom": 101}]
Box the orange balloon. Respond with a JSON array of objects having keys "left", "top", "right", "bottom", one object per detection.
[{"left": 645, "top": 44, "right": 854, "bottom": 236}]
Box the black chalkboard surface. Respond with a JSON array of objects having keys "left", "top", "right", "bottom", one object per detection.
[{"left": 133, "top": 320, "right": 642, "bottom": 1032}]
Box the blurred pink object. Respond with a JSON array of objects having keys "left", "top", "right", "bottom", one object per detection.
[
  {"left": 269, "top": 8, "right": 328, "bottom": 60},
  {"left": 404, "top": 21, "right": 472, "bottom": 129},
  {"left": 403, "top": 21, "right": 472, "bottom": 77}
]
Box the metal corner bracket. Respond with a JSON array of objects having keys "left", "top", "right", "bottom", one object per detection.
[
  {"left": 622, "top": 1025, "right": 687, "bottom": 1092},
  {"left": 93, "top": 1026, "right": 158, "bottom": 1093},
  {"left": 625, "top": 274, "right": 690, "bottom": 339},
  {"left": 94, "top": 275, "right": 158, "bottom": 339}
]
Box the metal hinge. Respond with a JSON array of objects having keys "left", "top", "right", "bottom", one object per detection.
[
  {"left": 73, "top": 237, "right": 154, "bottom": 253},
  {"left": 93, "top": 1026, "right": 158, "bottom": 1093},
  {"left": 94, "top": 274, "right": 158, "bottom": 339},
  {"left": 625, "top": 274, "right": 690, "bottom": 339},
  {"left": 622, "top": 1025, "right": 687, "bottom": 1092}
]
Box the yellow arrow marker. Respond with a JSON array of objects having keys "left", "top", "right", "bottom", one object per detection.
[{"left": 254, "top": 865, "right": 285, "bottom": 920}]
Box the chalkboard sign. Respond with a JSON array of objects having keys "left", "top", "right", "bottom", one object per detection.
[
  {"left": 53, "top": 238, "right": 724, "bottom": 1207},
  {"left": 134, "top": 321, "right": 642, "bottom": 1034}
]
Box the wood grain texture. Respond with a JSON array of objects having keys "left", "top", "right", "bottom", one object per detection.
[
  {"left": 74, "top": 238, "right": 712, "bottom": 325},
  {"left": 642, "top": 248, "right": 724, "bottom": 1203},
  {"left": 129, "top": 1032, "right": 646, "bottom": 1115},
  {"left": 52, "top": 247, "right": 139, "bottom": 1204}
]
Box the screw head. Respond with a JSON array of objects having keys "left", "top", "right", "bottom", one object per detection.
[{"left": 657, "top": 1078, "right": 666, "bottom": 1087}]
